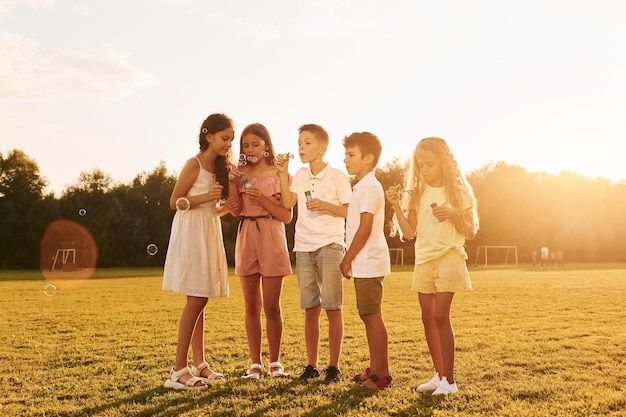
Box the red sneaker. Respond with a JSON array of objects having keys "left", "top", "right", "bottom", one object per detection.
[
  {"left": 352, "top": 367, "right": 371, "bottom": 383},
  {"left": 364, "top": 373, "right": 393, "bottom": 389}
]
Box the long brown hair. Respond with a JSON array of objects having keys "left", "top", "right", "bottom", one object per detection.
[
  {"left": 238, "top": 123, "right": 277, "bottom": 165},
  {"left": 199, "top": 113, "right": 235, "bottom": 199}
]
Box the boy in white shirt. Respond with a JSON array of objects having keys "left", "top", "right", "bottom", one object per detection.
[
  {"left": 339, "top": 131, "right": 392, "bottom": 389},
  {"left": 276, "top": 124, "right": 352, "bottom": 384}
]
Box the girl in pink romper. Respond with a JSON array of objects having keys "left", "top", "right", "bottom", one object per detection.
[{"left": 228, "top": 123, "right": 293, "bottom": 380}]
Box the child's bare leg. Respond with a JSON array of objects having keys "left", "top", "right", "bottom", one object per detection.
[
  {"left": 419, "top": 292, "right": 443, "bottom": 376},
  {"left": 190, "top": 309, "right": 205, "bottom": 364},
  {"left": 434, "top": 292, "right": 455, "bottom": 383},
  {"left": 173, "top": 296, "right": 207, "bottom": 385},
  {"left": 304, "top": 305, "right": 321, "bottom": 367},
  {"left": 262, "top": 276, "right": 285, "bottom": 366},
  {"left": 326, "top": 308, "right": 343, "bottom": 367},
  {"left": 240, "top": 275, "right": 263, "bottom": 370},
  {"left": 361, "top": 312, "right": 389, "bottom": 377}
]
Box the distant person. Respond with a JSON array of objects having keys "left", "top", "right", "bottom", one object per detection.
[
  {"left": 540, "top": 243, "right": 549, "bottom": 270},
  {"left": 556, "top": 249, "right": 564, "bottom": 267},
  {"left": 339, "top": 132, "right": 392, "bottom": 389},
  {"left": 531, "top": 250, "right": 537, "bottom": 268},
  {"left": 162, "top": 113, "right": 237, "bottom": 389},
  {"left": 275, "top": 124, "right": 352, "bottom": 384},
  {"left": 229, "top": 123, "right": 293, "bottom": 380},
  {"left": 550, "top": 251, "right": 556, "bottom": 268},
  {"left": 387, "top": 137, "right": 479, "bottom": 396}
]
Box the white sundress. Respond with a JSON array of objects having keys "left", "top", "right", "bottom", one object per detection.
[{"left": 162, "top": 157, "right": 229, "bottom": 298}]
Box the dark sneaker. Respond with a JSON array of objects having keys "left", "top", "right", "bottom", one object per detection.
[
  {"left": 323, "top": 366, "right": 342, "bottom": 385},
  {"left": 299, "top": 365, "right": 320, "bottom": 380}
]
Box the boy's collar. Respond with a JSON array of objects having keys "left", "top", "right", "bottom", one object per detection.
[
  {"left": 309, "top": 162, "right": 329, "bottom": 179},
  {"left": 353, "top": 170, "right": 375, "bottom": 186}
]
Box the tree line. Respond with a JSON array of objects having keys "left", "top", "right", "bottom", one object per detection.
[{"left": 1, "top": 149, "right": 625, "bottom": 270}]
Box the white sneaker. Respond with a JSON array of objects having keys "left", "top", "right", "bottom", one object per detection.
[
  {"left": 417, "top": 372, "right": 440, "bottom": 392},
  {"left": 432, "top": 376, "right": 458, "bottom": 395}
]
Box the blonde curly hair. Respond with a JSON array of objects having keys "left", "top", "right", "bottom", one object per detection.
[{"left": 390, "top": 137, "right": 479, "bottom": 240}]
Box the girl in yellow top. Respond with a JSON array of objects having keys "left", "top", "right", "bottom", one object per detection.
[{"left": 387, "top": 137, "right": 479, "bottom": 396}]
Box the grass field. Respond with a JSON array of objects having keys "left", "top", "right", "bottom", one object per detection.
[{"left": 1, "top": 264, "right": 625, "bottom": 416}]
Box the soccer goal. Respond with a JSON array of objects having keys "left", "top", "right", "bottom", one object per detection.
[
  {"left": 51, "top": 248, "right": 76, "bottom": 271},
  {"left": 474, "top": 246, "right": 518, "bottom": 267}
]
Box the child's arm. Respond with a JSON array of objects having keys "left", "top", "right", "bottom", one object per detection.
[
  {"left": 225, "top": 173, "right": 242, "bottom": 217},
  {"left": 275, "top": 157, "right": 297, "bottom": 209},
  {"left": 307, "top": 199, "right": 348, "bottom": 218},
  {"left": 456, "top": 208, "right": 477, "bottom": 239},
  {"left": 169, "top": 158, "right": 223, "bottom": 210},
  {"left": 246, "top": 187, "right": 293, "bottom": 224},
  {"left": 263, "top": 196, "right": 293, "bottom": 223},
  {"left": 431, "top": 204, "right": 477, "bottom": 239},
  {"left": 386, "top": 188, "right": 417, "bottom": 238},
  {"left": 339, "top": 212, "right": 373, "bottom": 279}
]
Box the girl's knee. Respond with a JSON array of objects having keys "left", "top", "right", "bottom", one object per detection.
[
  {"left": 434, "top": 313, "right": 451, "bottom": 328},
  {"left": 264, "top": 304, "right": 282, "bottom": 321}
]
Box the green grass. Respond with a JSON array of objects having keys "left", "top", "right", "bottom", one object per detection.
[{"left": 1, "top": 264, "right": 625, "bottom": 416}]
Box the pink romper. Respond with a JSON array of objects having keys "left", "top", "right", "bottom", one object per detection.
[{"left": 234, "top": 173, "right": 293, "bottom": 277}]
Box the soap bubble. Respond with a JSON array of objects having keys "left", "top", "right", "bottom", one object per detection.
[
  {"left": 146, "top": 244, "right": 158, "bottom": 256},
  {"left": 44, "top": 284, "right": 57, "bottom": 297},
  {"left": 175, "top": 197, "right": 190, "bottom": 211},
  {"left": 272, "top": 153, "right": 294, "bottom": 164}
]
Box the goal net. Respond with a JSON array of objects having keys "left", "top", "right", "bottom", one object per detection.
[
  {"left": 474, "top": 246, "right": 518, "bottom": 267},
  {"left": 51, "top": 248, "right": 77, "bottom": 271}
]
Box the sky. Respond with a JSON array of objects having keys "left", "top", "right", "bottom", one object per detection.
[{"left": 1, "top": 0, "right": 625, "bottom": 196}]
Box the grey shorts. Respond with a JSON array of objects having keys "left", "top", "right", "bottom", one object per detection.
[{"left": 296, "top": 243, "right": 344, "bottom": 310}]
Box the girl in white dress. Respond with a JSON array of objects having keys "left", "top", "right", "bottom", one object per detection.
[{"left": 162, "top": 113, "right": 238, "bottom": 389}]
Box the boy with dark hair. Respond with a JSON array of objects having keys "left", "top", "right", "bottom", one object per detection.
[{"left": 339, "top": 132, "right": 392, "bottom": 389}]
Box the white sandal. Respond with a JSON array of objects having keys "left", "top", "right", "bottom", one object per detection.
[
  {"left": 164, "top": 367, "right": 207, "bottom": 390},
  {"left": 191, "top": 361, "right": 225, "bottom": 384},
  {"left": 268, "top": 361, "right": 289, "bottom": 379},
  {"left": 242, "top": 363, "right": 264, "bottom": 380}
]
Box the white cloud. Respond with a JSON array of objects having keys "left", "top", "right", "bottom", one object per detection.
[
  {"left": 0, "top": 30, "right": 156, "bottom": 102},
  {"left": 0, "top": 0, "right": 53, "bottom": 22}
]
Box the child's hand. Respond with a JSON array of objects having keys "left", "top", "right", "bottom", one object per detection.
[
  {"left": 431, "top": 203, "right": 453, "bottom": 222},
  {"left": 225, "top": 196, "right": 240, "bottom": 212},
  {"left": 385, "top": 185, "right": 401, "bottom": 205},
  {"left": 339, "top": 258, "right": 352, "bottom": 279},
  {"left": 228, "top": 168, "right": 244, "bottom": 181},
  {"left": 208, "top": 183, "right": 224, "bottom": 201},
  {"left": 305, "top": 198, "right": 325, "bottom": 212},
  {"left": 245, "top": 187, "right": 265, "bottom": 204},
  {"left": 274, "top": 155, "right": 289, "bottom": 173}
]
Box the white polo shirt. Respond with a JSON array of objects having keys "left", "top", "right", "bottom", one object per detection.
[
  {"left": 290, "top": 164, "right": 352, "bottom": 252},
  {"left": 345, "top": 171, "right": 391, "bottom": 278}
]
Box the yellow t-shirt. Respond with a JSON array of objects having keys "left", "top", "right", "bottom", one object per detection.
[{"left": 414, "top": 185, "right": 469, "bottom": 265}]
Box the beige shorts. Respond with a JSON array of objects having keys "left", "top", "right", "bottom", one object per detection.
[
  {"left": 412, "top": 249, "right": 472, "bottom": 293},
  {"left": 354, "top": 277, "right": 384, "bottom": 315}
]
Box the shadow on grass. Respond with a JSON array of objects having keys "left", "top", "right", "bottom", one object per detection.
[
  {"left": 55, "top": 384, "right": 233, "bottom": 417},
  {"left": 389, "top": 393, "right": 447, "bottom": 417},
  {"left": 299, "top": 385, "right": 379, "bottom": 417},
  {"left": 54, "top": 379, "right": 448, "bottom": 417}
]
